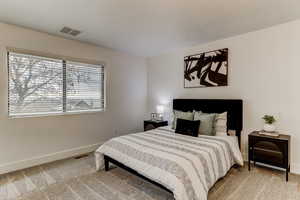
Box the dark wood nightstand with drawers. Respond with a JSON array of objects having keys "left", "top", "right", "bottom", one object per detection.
[
  {"left": 144, "top": 120, "right": 168, "bottom": 131},
  {"left": 248, "top": 131, "right": 291, "bottom": 181}
]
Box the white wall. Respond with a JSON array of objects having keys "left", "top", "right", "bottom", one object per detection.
[
  {"left": 147, "top": 19, "right": 300, "bottom": 173},
  {"left": 0, "top": 23, "right": 147, "bottom": 174}
]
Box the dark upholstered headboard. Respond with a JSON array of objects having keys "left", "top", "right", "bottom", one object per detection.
[{"left": 173, "top": 99, "right": 243, "bottom": 147}]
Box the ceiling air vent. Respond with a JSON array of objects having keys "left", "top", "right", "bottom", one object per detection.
[
  {"left": 69, "top": 30, "right": 81, "bottom": 36},
  {"left": 60, "top": 27, "right": 81, "bottom": 36}
]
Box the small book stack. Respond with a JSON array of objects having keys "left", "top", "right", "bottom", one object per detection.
[{"left": 258, "top": 130, "right": 279, "bottom": 137}]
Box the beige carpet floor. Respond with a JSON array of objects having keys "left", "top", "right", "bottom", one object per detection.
[{"left": 0, "top": 154, "right": 299, "bottom": 200}]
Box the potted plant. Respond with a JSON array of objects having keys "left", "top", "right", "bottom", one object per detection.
[{"left": 262, "top": 115, "right": 276, "bottom": 132}]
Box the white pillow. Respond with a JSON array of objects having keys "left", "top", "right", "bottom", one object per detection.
[{"left": 214, "top": 112, "right": 227, "bottom": 136}]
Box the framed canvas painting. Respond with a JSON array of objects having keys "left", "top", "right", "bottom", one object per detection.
[{"left": 184, "top": 48, "right": 228, "bottom": 88}]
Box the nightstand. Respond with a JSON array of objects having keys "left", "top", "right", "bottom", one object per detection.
[
  {"left": 248, "top": 131, "right": 291, "bottom": 181},
  {"left": 144, "top": 120, "right": 168, "bottom": 131}
]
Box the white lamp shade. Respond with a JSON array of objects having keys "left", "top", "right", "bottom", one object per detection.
[{"left": 156, "top": 105, "right": 164, "bottom": 113}]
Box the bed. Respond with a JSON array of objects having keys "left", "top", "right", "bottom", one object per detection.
[{"left": 95, "top": 99, "right": 243, "bottom": 200}]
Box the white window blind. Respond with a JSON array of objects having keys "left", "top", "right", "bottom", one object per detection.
[
  {"left": 66, "top": 61, "right": 105, "bottom": 112},
  {"left": 8, "top": 52, "right": 105, "bottom": 117}
]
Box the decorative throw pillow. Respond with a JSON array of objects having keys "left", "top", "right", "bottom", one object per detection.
[
  {"left": 172, "top": 110, "right": 194, "bottom": 129},
  {"left": 193, "top": 111, "right": 216, "bottom": 136},
  {"left": 175, "top": 119, "right": 200, "bottom": 137},
  {"left": 214, "top": 112, "right": 227, "bottom": 136}
]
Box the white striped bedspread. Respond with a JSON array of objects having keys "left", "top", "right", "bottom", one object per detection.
[{"left": 95, "top": 129, "right": 243, "bottom": 200}]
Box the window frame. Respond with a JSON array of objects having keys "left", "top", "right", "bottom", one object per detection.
[{"left": 7, "top": 48, "right": 106, "bottom": 118}]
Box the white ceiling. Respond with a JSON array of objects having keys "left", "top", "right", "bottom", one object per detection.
[{"left": 0, "top": 0, "right": 300, "bottom": 57}]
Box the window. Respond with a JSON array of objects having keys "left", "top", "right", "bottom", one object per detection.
[{"left": 8, "top": 52, "right": 105, "bottom": 117}]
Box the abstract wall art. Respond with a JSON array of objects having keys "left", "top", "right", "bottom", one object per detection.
[{"left": 184, "top": 48, "right": 228, "bottom": 88}]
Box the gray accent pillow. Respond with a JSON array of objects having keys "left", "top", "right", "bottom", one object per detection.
[
  {"left": 202, "top": 112, "right": 227, "bottom": 136},
  {"left": 172, "top": 110, "right": 194, "bottom": 129},
  {"left": 194, "top": 111, "right": 216, "bottom": 136}
]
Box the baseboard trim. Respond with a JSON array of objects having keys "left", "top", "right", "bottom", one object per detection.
[
  {"left": 0, "top": 142, "right": 103, "bottom": 175},
  {"left": 291, "top": 163, "right": 300, "bottom": 174}
]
